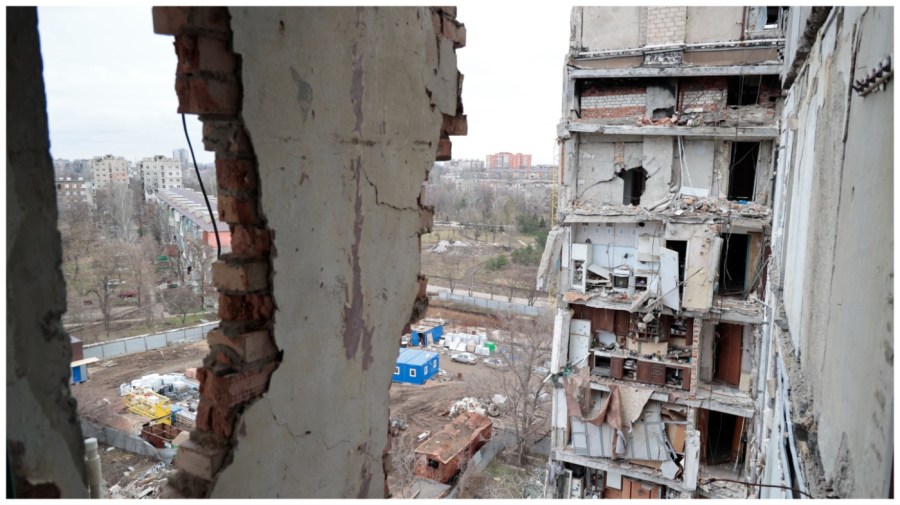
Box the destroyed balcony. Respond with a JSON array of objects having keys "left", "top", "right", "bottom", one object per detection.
[{"left": 562, "top": 74, "right": 781, "bottom": 140}]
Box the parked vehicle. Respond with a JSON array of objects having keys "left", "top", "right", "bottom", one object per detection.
[
  {"left": 451, "top": 352, "right": 478, "bottom": 365},
  {"left": 483, "top": 357, "right": 508, "bottom": 370}
]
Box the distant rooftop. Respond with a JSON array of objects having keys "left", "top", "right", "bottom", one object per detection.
[{"left": 157, "top": 188, "right": 229, "bottom": 234}]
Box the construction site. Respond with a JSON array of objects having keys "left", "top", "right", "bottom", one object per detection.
[{"left": 7, "top": 5, "right": 892, "bottom": 500}]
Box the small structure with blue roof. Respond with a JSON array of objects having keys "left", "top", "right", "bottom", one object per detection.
[{"left": 394, "top": 348, "right": 439, "bottom": 385}]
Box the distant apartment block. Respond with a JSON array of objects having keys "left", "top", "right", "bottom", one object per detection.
[
  {"left": 139, "top": 155, "right": 183, "bottom": 200},
  {"left": 54, "top": 176, "right": 91, "bottom": 208},
  {"left": 486, "top": 152, "right": 532, "bottom": 169},
  {"left": 157, "top": 188, "right": 231, "bottom": 252},
  {"left": 90, "top": 154, "right": 128, "bottom": 192},
  {"left": 172, "top": 148, "right": 190, "bottom": 168}
]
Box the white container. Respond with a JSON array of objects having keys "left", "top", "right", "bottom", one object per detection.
[
  {"left": 119, "top": 384, "right": 131, "bottom": 396},
  {"left": 162, "top": 375, "right": 175, "bottom": 385},
  {"left": 131, "top": 379, "right": 142, "bottom": 389},
  {"left": 151, "top": 378, "right": 163, "bottom": 391}
]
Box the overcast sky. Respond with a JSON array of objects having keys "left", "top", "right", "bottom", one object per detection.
[{"left": 37, "top": 4, "right": 573, "bottom": 165}]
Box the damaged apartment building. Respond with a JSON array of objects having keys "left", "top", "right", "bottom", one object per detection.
[{"left": 539, "top": 6, "right": 893, "bottom": 500}]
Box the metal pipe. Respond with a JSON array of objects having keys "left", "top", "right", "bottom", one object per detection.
[{"left": 84, "top": 438, "right": 104, "bottom": 498}]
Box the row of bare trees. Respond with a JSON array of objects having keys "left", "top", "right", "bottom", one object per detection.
[
  {"left": 439, "top": 253, "right": 541, "bottom": 306},
  {"left": 58, "top": 183, "right": 213, "bottom": 341}
]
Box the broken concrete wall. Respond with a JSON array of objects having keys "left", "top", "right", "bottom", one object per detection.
[
  {"left": 576, "top": 138, "right": 643, "bottom": 205},
  {"left": 204, "top": 7, "right": 462, "bottom": 498},
  {"left": 6, "top": 7, "right": 88, "bottom": 497},
  {"left": 684, "top": 7, "right": 743, "bottom": 44},
  {"left": 641, "top": 136, "right": 674, "bottom": 202},
  {"left": 776, "top": 7, "right": 892, "bottom": 498},
  {"left": 679, "top": 139, "right": 716, "bottom": 197}
]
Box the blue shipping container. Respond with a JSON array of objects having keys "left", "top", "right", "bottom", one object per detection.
[{"left": 393, "top": 348, "right": 439, "bottom": 385}]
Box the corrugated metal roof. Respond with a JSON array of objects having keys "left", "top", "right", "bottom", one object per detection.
[{"left": 397, "top": 348, "right": 438, "bottom": 367}]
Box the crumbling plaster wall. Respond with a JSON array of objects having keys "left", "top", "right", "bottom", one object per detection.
[
  {"left": 208, "top": 7, "right": 461, "bottom": 497},
  {"left": 6, "top": 7, "right": 87, "bottom": 497},
  {"left": 779, "top": 7, "right": 892, "bottom": 498}
]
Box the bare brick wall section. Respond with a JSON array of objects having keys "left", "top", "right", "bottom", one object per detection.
[
  {"left": 581, "top": 83, "right": 647, "bottom": 120},
  {"left": 679, "top": 76, "right": 728, "bottom": 113},
  {"left": 153, "top": 7, "right": 278, "bottom": 497},
  {"left": 645, "top": 6, "right": 687, "bottom": 45}
]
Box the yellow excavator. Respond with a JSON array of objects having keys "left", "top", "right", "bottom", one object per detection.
[{"left": 124, "top": 388, "right": 173, "bottom": 425}]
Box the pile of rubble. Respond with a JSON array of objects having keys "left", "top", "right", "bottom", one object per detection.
[
  {"left": 448, "top": 395, "right": 508, "bottom": 418},
  {"left": 108, "top": 462, "right": 178, "bottom": 499}
]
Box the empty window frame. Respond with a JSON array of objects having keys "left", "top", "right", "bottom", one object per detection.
[
  {"left": 718, "top": 233, "right": 749, "bottom": 295},
  {"left": 618, "top": 166, "right": 647, "bottom": 205},
  {"left": 727, "top": 142, "right": 759, "bottom": 201},
  {"left": 727, "top": 75, "right": 763, "bottom": 106}
]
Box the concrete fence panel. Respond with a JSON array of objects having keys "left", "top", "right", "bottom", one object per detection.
[
  {"left": 124, "top": 336, "right": 147, "bottom": 354},
  {"left": 145, "top": 332, "right": 168, "bottom": 350}
]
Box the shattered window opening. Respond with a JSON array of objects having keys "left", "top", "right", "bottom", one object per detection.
[
  {"left": 617, "top": 166, "right": 647, "bottom": 206},
  {"left": 727, "top": 142, "right": 760, "bottom": 201}
]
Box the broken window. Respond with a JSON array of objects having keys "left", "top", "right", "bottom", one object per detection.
[
  {"left": 718, "top": 233, "right": 749, "bottom": 295},
  {"left": 727, "top": 142, "right": 759, "bottom": 201},
  {"left": 699, "top": 409, "right": 746, "bottom": 466},
  {"left": 617, "top": 166, "right": 646, "bottom": 206},
  {"left": 665, "top": 240, "right": 687, "bottom": 302},
  {"left": 727, "top": 75, "right": 762, "bottom": 106},
  {"left": 765, "top": 6, "right": 785, "bottom": 28},
  {"left": 427, "top": 458, "right": 440, "bottom": 469}
]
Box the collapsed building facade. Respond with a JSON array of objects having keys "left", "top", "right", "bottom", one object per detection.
[{"left": 539, "top": 6, "right": 893, "bottom": 499}]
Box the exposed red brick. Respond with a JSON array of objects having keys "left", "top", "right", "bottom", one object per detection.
[
  {"left": 442, "top": 19, "right": 466, "bottom": 48},
  {"left": 216, "top": 158, "right": 257, "bottom": 193},
  {"left": 436, "top": 137, "right": 452, "bottom": 161},
  {"left": 217, "top": 194, "right": 260, "bottom": 225},
  {"left": 441, "top": 114, "right": 467, "bottom": 136},
  {"left": 207, "top": 328, "right": 278, "bottom": 364},
  {"left": 212, "top": 259, "right": 268, "bottom": 292},
  {"left": 230, "top": 225, "right": 270, "bottom": 258},
  {"left": 201, "top": 361, "right": 278, "bottom": 409},
  {"left": 189, "top": 7, "right": 231, "bottom": 35},
  {"left": 202, "top": 120, "right": 253, "bottom": 156},
  {"left": 195, "top": 397, "right": 213, "bottom": 432},
  {"left": 175, "top": 74, "right": 240, "bottom": 116},
  {"left": 152, "top": 7, "right": 190, "bottom": 35},
  {"left": 219, "top": 293, "right": 273, "bottom": 322},
  {"left": 174, "top": 34, "right": 199, "bottom": 74},
  {"left": 417, "top": 206, "right": 434, "bottom": 235}
]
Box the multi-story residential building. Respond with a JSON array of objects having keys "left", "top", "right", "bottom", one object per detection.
[
  {"left": 54, "top": 176, "right": 91, "bottom": 208},
  {"left": 539, "top": 6, "right": 785, "bottom": 499},
  {"left": 157, "top": 188, "right": 231, "bottom": 252},
  {"left": 89, "top": 154, "right": 128, "bottom": 192},
  {"left": 139, "top": 154, "right": 184, "bottom": 200},
  {"left": 486, "top": 151, "right": 532, "bottom": 169}
]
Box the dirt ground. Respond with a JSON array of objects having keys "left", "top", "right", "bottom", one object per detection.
[
  {"left": 72, "top": 339, "right": 208, "bottom": 431},
  {"left": 72, "top": 301, "right": 541, "bottom": 497}
]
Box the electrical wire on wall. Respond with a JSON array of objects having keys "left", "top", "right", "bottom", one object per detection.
[{"left": 181, "top": 113, "right": 221, "bottom": 259}]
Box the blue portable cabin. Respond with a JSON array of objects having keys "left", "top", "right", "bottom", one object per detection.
[
  {"left": 393, "top": 348, "right": 439, "bottom": 385},
  {"left": 411, "top": 319, "right": 444, "bottom": 346}
]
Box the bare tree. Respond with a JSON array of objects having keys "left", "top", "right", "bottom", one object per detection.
[
  {"left": 388, "top": 432, "right": 419, "bottom": 498},
  {"left": 96, "top": 183, "right": 137, "bottom": 243},
  {"left": 85, "top": 246, "right": 126, "bottom": 338},
  {"left": 58, "top": 201, "right": 99, "bottom": 286},
  {"left": 442, "top": 253, "right": 464, "bottom": 294},
  {"left": 512, "top": 266, "right": 541, "bottom": 306},
  {"left": 184, "top": 234, "right": 213, "bottom": 310},
  {"left": 494, "top": 313, "right": 553, "bottom": 466},
  {"left": 125, "top": 237, "right": 160, "bottom": 326},
  {"left": 163, "top": 287, "right": 199, "bottom": 324}
]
